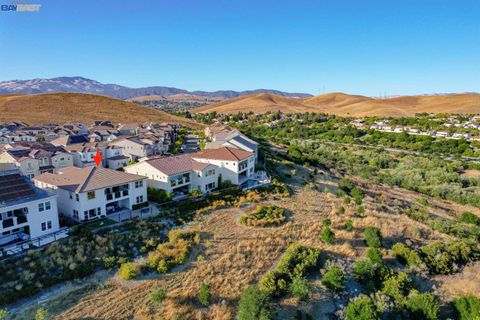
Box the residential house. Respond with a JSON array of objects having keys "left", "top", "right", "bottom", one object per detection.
[
  {"left": 0, "top": 142, "right": 73, "bottom": 179},
  {"left": 204, "top": 124, "right": 259, "bottom": 161},
  {"left": 0, "top": 170, "right": 60, "bottom": 246},
  {"left": 125, "top": 147, "right": 255, "bottom": 196},
  {"left": 110, "top": 136, "right": 167, "bottom": 160},
  {"left": 34, "top": 167, "right": 147, "bottom": 223},
  {"left": 64, "top": 142, "right": 126, "bottom": 169}
]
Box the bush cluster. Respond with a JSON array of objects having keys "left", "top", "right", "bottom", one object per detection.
[
  {"left": 117, "top": 262, "right": 142, "bottom": 280},
  {"left": 146, "top": 230, "right": 200, "bottom": 274},
  {"left": 259, "top": 244, "right": 320, "bottom": 297},
  {"left": 453, "top": 295, "right": 480, "bottom": 320},
  {"left": 239, "top": 205, "right": 286, "bottom": 227},
  {"left": 321, "top": 266, "right": 345, "bottom": 294},
  {"left": 237, "top": 285, "right": 274, "bottom": 320}
]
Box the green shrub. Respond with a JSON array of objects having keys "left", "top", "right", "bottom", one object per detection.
[
  {"left": 380, "top": 272, "right": 412, "bottom": 305},
  {"left": 344, "top": 197, "right": 351, "bottom": 205},
  {"left": 321, "top": 227, "right": 335, "bottom": 244},
  {"left": 147, "top": 187, "right": 172, "bottom": 203},
  {"left": 289, "top": 277, "right": 310, "bottom": 301},
  {"left": 0, "top": 309, "right": 8, "bottom": 320},
  {"left": 239, "top": 205, "right": 286, "bottom": 227},
  {"left": 189, "top": 188, "right": 203, "bottom": 198},
  {"left": 366, "top": 247, "right": 383, "bottom": 264},
  {"left": 405, "top": 292, "right": 439, "bottom": 320},
  {"left": 453, "top": 295, "right": 480, "bottom": 320},
  {"left": 364, "top": 227, "right": 382, "bottom": 248},
  {"left": 353, "top": 259, "right": 388, "bottom": 291},
  {"left": 351, "top": 187, "right": 364, "bottom": 205},
  {"left": 345, "top": 220, "right": 353, "bottom": 231},
  {"left": 420, "top": 241, "right": 473, "bottom": 274},
  {"left": 151, "top": 288, "right": 166, "bottom": 305},
  {"left": 259, "top": 244, "right": 320, "bottom": 297},
  {"left": 339, "top": 178, "right": 355, "bottom": 193},
  {"left": 118, "top": 262, "right": 141, "bottom": 280},
  {"left": 391, "top": 243, "right": 425, "bottom": 270},
  {"left": 345, "top": 295, "right": 380, "bottom": 320},
  {"left": 357, "top": 206, "right": 365, "bottom": 214},
  {"left": 321, "top": 266, "right": 345, "bottom": 294},
  {"left": 459, "top": 211, "right": 480, "bottom": 226},
  {"left": 237, "top": 285, "right": 273, "bottom": 320},
  {"left": 198, "top": 282, "right": 211, "bottom": 306},
  {"left": 338, "top": 206, "right": 345, "bottom": 214},
  {"left": 322, "top": 218, "right": 332, "bottom": 227},
  {"left": 102, "top": 256, "right": 117, "bottom": 269},
  {"left": 35, "top": 308, "right": 48, "bottom": 320}
]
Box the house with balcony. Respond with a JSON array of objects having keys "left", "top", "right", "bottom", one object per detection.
[
  {"left": 125, "top": 147, "right": 256, "bottom": 197},
  {"left": 110, "top": 136, "right": 167, "bottom": 160},
  {"left": 64, "top": 142, "right": 125, "bottom": 169},
  {"left": 0, "top": 170, "right": 60, "bottom": 246},
  {"left": 33, "top": 166, "right": 147, "bottom": 223}
]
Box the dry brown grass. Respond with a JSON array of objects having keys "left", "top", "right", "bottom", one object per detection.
[
  {"left": 9, "top": 184, "right": 472, "bottom": 319},
  {"left": 193, "top": 92, "right": 480, "bottom": 116},
  {"left": 0, "top": 93, "right": 203, "bottom": 128}
]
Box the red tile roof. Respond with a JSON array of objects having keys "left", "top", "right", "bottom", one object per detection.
[{"left": 192, "top": 147, "right": 253, "bottom": 161}]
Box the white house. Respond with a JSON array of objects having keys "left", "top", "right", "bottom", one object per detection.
[
  {"left": 125, "top": 147, "right": 255, "bottom": 196},
  {"left": 0, "top": 170, "right": 60, "bottom": 246},
  {"left": 204, "top": 124, "right": 259, "bottom": 162},
  {"left": 34, "top": 166, "right": 147, "bottom": 223}
]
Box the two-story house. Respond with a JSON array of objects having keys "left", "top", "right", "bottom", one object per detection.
[
  {"left": 34, "top": 167, "right": 147, "bottom": 223},
  {"left": 0, "top": 170, "right": 60, "bottom": 246}
]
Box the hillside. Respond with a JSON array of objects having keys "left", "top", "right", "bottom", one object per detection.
[
  {"left": 0, "top": 76, "right": 312, "bottom": 100},
  {"left": 193, "top": 93, "right": 319, "bottom": 114},
  {"left": 193, "top": 92, "right": 480, "bottom": 116},
  {"left": 127, "top": 94, "right": 224, "bottom": 103},
  {"left": 0, "top": 93, "right": 203, "bottom": 128}
]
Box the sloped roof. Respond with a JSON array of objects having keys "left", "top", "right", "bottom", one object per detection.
[
  {"left": 144, "top": 154, "right": 208, "bottom": 176},
  {"left": 34, "top": 166, "right": 144, "bottom": 193},
  {"left": 192, "top": 147, "right": 253, "bottom": 161}
]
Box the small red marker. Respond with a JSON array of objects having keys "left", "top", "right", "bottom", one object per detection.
[{"left": 93, "top": 148, "right": 103, "bottom": 167}]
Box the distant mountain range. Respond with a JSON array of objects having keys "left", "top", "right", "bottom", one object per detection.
[{"left": 0, "top": 76, "right": 313, "bottom": 100}]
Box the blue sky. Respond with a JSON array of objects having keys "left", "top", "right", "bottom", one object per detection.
[{"left": 0, "top": 0, "right": 479, "bottom": 96}]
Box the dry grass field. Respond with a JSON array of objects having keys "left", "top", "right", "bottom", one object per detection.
[
  {"left": 193, "top": 92, "right": 480, "bottom": 116},
  {"left": 0, "top": 93, "right": 203, "bottom": 128},
  {"left": 128, "top": 94, "right": 224, "bottom": 103},
  {"left": 11, "top": 175, "right": 479, "bottom": 320}
]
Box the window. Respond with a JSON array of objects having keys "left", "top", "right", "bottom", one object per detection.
[
  {"left": 73, "top": 210, "right": 79, "bottom": 219},
  {"left": 47, "top": 221, "right": 52, "bottom": 229},
  {"left": 69, "top": 192, "right": 73, "bottom": 200},
  {"left": 41, "top": 222, "right": 46, "bottom": 231},
  {"left": 87, "top": 191, "right": 95, "bottom": 200},
  {"left": 45, "top": 201, "right": 51, "bottom": 210},
  {"left": 97, "top": 207, "right": 101, "bottom": 215},
  {"left": 135, "top": 180, "right": 143, "bottom": 188},
  {"left": 76, "top": 194, "right": 79, "bottom": 202},
  {"left": 136, "top": 196, "right": 144, "bottom": 204},
  {"left": 38, "top": 203, "right": 45, "bottom": 212}
]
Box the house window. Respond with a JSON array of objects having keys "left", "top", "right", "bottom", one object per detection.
[
  {"left": 73, "top": 210, "right": 79, "bottom": 219},
  {"left": 135, "top": 180, "right": 143, "bottom": 188},
  {"left": 97, "top": 207, "right": 102, "bottom": 215},
  {"left": 136, "top": 196, "right": 144, "bottom": 204},
  {"left": 87, "top": 191, "right": 95, "bottom": 200},
  {"left": 69, "top": 192, "right": 73, "bottom": 199},
  {"left": 41, "top": 221, "right": 52, "bottom": 231},
  {"left": 47, "top": 221, "right": 52, "bottom": 229},
  {"left": 38, "top": 203, "right": 45, "bottom": 212},
  {"left": 45, "top": 201, "right": 51, "bottom": 210},
  {"left": 76, "top": 194, "right": 79, "bottom": 202}
]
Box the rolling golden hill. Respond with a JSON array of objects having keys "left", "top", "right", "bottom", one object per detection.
[
  {"left": 193, "top": 92, "right": 480, "bottom": 116},
  {"left": 0, "top": 93, "right": 203, "bottom": 128}
]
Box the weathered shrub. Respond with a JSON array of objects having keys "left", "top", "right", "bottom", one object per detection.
[
  {"left": 458, "top": 211, "right": 480, "bottom": 226},
  {"left": 239, "top": 205, "right": 286, "bottom": 227},
  {"left": 405, "top": 292, "right": 439, "bottom": 320},
  {"left": 345, "top": 295, "right": 380, "bottom": 320},
  {"left": 364, "top": 227, "right": 382, "bottom": 248},
  {"left": 453, "top": 295, "right": 480, "bottom": 320},
  {"left": 117, "top": 262, "right": 141, "bottom": 280},
  {"left": 321, "top": 266, "right": 345, "bottom": 294},
  {"left": 237, "top": 285, "right": 273, "bottom": 320}
]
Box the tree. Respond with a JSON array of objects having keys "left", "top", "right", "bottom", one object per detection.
[
  {"left": 150, "top": 288, "right": 166, "bottom": 305},
  {"left": 380, "top": 272, "right": 412, "bottom": 305},
  {"left": 198, "top": 282, "right": 211, "bottom": 306},
  {"left": 364, "top": 227, "right": 382, "bottom": 248},
  {"left": 117, "top": 262, "right": 141, "bottom": 280},
  {"left": 237, "top": 285, "right": 273, "bottom": 320},
  {"left": 366, "top": 247, "right": 383, "bottom": 264},
  {"left": 289, "top": 277, "right": 310, "bottom": 301},
  {"left": 321, "top": 266, "right": 345, "bottom": 294},
  {"left": 345, "top": 295, "right": 380, "bottom": 320},
  {"left": 405, "top": 292, "right": 439, "bottom": 320},
  {"left": 452, "top": 295, "right": 480, "bottom": 320}
]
